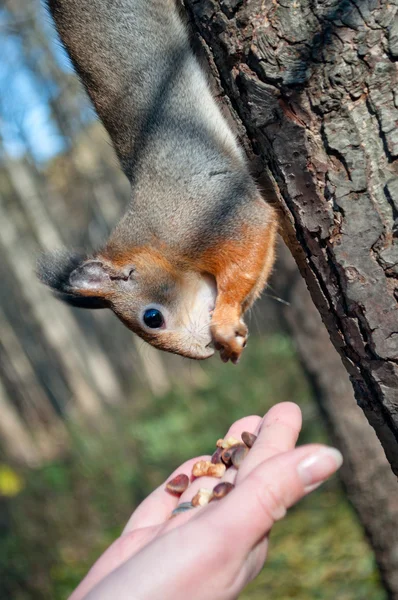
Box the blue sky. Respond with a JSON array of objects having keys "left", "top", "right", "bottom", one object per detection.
[{"left": 0, "top": 5, "right": 92, "bottom": 163}]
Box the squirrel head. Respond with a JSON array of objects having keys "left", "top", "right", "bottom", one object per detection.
[{"left": 37, "top": 248, "right": 216, "bottom": 360}]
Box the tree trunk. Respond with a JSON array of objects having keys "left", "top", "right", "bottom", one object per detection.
[
  {"left": 274, "top": 240, "right": 398, "bottom": 598},
  {"left": 185, "top": 0, "right": 398, "bottom": 474}
]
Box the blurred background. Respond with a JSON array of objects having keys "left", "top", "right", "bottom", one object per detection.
[{"left": 0, "top": 0, "right": 394, "bottom": 598}]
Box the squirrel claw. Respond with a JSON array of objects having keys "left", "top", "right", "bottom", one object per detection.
[{"left": 211, "top": 320, "right": 248, "bottom": 364}]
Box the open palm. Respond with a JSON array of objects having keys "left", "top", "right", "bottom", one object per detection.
[{"left": 70, "top": 402, "right": 342, "bottom": 600}]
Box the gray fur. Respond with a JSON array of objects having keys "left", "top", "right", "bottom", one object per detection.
[
  {"left": 40, "top": 0, "right": 274, "bottom": 359},
  {"left": 46, "top": 0, "right": 260, "bottom": 257}
]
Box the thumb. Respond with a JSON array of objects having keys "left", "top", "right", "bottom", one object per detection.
[{"left": 195, "top": 444, "right": 343, "bottom": 554}]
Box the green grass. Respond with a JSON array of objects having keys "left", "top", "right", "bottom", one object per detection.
[{"left": 0, "top": 334, "right": 386, "bottom": 599}]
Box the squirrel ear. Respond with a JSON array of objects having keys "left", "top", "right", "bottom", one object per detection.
[
  {"left": 37, "top": 251, "right": 111, "bottom": 308},
  {"left": 68, "top": 260, "right": 111, "bottom": 294}
]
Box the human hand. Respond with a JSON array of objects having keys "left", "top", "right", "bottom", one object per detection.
[{"left": 70, "top": 402, "right": 342, "bottom": 600}]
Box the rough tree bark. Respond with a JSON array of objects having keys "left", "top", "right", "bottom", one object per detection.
[
  {"left": 185, "top": 0, "right": 398, "bottom": 474},
  {"left": 274, "top": 241, "right": 398, "bottom": 597}
]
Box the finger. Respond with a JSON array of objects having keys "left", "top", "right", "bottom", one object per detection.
[
  {"left": 192, "top": 444, "right": 343, "bottom": 556},
  {"left": 237, "top": 402, "right": 302, "bottom": 483},
  {"left": 178, "top": 476, "right": 221, "bottom": 505},
  {"left": 174, "top": 469, "right": 237, "bottom": 516},
  {"left": 222, "top": 415, "right": 262, "bottom": 442},
  {"left": 122, "top": 455, "right": 210, "bottom": 533}
]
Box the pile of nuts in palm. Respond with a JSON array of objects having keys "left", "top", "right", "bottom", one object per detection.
[{"left": 166, "top": 431, "right": 257, "bottom": 516}]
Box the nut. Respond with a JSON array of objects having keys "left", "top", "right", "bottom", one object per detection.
[
  {"left": 242, "top": 431, "right": 257, "bottom": 448},
  {"left": 211, "top": 447, "right": 223, "bottom": 464},
  {"left": 166, "top": 473, "right": 189, "bottom": 495},
  {"left": 192, "top": 488, "right": 213, "bottom": 507},
  {"left": 170, "top": 502, "right": 194, "bottom": 518},
  {"left": 192, "top": 460, "right": 226, "bottom": 478},
  {"left": 210, "top": 482, "right": 235, "bottom": 501},
  {"left": 221, "top": 447, "right": 233, "bottom": 466},
  {"left": 231, "top": 445, "right": 249, "bottom": 469},
  {"left": 216, "top": 436, "right": 240, "bottom": 449},
  {"left": 221, "top": 443, "right": 247, "bottom": 466}
]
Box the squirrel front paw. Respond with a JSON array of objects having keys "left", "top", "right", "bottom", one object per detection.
[{"left": 211, "top": 319, "right": 248, "bottom": 364}]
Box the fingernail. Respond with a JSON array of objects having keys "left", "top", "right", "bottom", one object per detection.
[{"left": 297, "top": 448, "right": 343, "bottom": 491}]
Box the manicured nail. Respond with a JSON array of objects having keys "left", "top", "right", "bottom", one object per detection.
[{"left": 297, "top": 448, "right": 343, "bottom": 491}]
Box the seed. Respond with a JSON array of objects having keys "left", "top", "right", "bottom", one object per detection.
[
  {"left": 170, "top": 502, "right": 194, "bottom": 517},
  {"left": 231, "top": 445, "right": 249, "bottom": 469},
  {"left": 210, "top": 482, "right": 235, "bottom": 501},
  {"left": 192, "top": 460, "right": 226, "bottom": 478},
  {"left": 242, "top": 431, "right": 257, "bottom": 448},
  {"left": 192, "top": 488, "right": 213, "bottom": 507},
  {"left": 166, "top": 473, "right": 189, "bottom": 495},
  {"left": 221, "top": 443, "right": 246, "bottom": 466},
  {"left": 211, "top": 447, "right": 223, "bottom": 464},
  {"left": 221, "top": 447, "right": 233, "bottom": 466}
]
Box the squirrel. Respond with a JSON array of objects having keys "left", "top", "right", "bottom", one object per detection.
[{"left": 38, "top": 0, "right": 277, "bottom": 364}]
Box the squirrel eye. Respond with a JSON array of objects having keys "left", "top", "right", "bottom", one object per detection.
[{"left": 143, "top": 308, "right": 164, "bottom": 329}]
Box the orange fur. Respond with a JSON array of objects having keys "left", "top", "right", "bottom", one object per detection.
[
  {"left": 100, "top": 207, "right": 277, "bottom": 318},
  {"left": 99, "top": 245, "right": 183, "bottom": 279},
  {"left": 197, "top": 214, "right": 277, "bottom": 315},
  {"left": 95, "top": 204, "right": 277, "bottom": 363}
]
